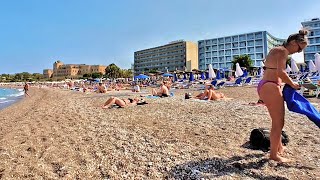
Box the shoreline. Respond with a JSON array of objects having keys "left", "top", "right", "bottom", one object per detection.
[
  {"left": 0, "top": 87, "right": 319, "bottom": 179},
  {"left": 0, "top": 87, "right": 25, "bottom": 110}
]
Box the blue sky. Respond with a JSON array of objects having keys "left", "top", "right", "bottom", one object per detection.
[{"left": 0, "top": 0, "right": 319, "bottom": 74}]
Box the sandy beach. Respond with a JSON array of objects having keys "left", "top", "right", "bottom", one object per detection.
[{"left": 0, "top": 86, "right": 319, "bottom": 179}]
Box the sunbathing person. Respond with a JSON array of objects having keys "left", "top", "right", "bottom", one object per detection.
[
  {"left": 101, "top": 97, "right": 139, "bottom": 109},
  {"left": 151, "top": 81, "right": 170, "bottom": 97},
  {"left": 96, "top": 83, "right": 106, "bottom": 93},
  {"left": 195, "top": 84, "right": 211, "bottom": 100}
]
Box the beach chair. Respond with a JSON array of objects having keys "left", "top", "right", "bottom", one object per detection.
[
  {"left": 234, "top": 77, "right": 243, "bottom": 86},
  {"left": 215, "top": 81, "right": 225, "bottom": 89},
  {"left": 300, "top": 83, "right": 320, "bottom": 98},
  {"left": 211, "top": 80, "right": 217, "bottom": 86},
  {"left": 298, "top": 73, "right": 309, "bottom": 82},
  {"left": 243, "top": 77, "right": 252, "bottom": 86}
]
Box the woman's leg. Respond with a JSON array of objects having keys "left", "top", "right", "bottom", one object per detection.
[
  {"left": 259, "top": 83, "right": 288, "bottom": 162},
  {"left": 102, "top": 97, "right": 116, "bottom": 108},
  {"left": 151, "top": 89, "right": 157, "bottom": 95},
  {"left": 115, "top": 98, "right": 126, "bottom": 107}
]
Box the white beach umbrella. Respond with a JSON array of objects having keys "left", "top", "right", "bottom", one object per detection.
[
  {"left": 208, "top": 64, "right": 216, "bottom": 79},
  {"left": 235, "top": 63, "right": 243, "bottom": 77},
  {"left": 286, "top": 64, "right": 292, "bottom": 73},
  {"left": 314, "top": 53, "right": 320, "bottom": 72},
  {"left": 290, "top": 58, "right": 299, "bottom": 73},
  {"left": 308, "top": 60, "right": 317, "bottom": 72},
  {"left": 260, "top": 61, "right": 264, "bottom": 76}
]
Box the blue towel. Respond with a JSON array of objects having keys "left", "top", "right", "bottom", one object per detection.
[{"left": 283, "top": 84, "right": 320, "bottom": 128}]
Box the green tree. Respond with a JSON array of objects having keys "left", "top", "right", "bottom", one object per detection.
[
  {"left": 120, "top": 69, "right": 133, "bottom": 78},
  {"left": 105, "top": 63, "right": 121, "bottom": 79},
  {"left": 232, "top": 55, "right": 253, "bottom": 70},
  {"left": 92, "top": 72, "right": 103, "bottom": 79},
  {"left": 149, "top": 69, "right": 157, "bottom": 73}
]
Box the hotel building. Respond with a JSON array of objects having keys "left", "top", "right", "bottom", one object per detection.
[
  {"left": 198, "top": 31, "right": 284, "bottom": 70},
  {"left": 301, "top": 18, "right": 320, "bottom": 63},
  {"left": 43, "top": 61, "right": 107, "bottom": 78},
  {"left": 134, "top": 40, "right": 198, "bottom": 75}
]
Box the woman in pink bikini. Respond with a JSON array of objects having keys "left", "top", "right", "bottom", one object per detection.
[{"left": 258, "top": 29, "right": 308, "bottom": 162}]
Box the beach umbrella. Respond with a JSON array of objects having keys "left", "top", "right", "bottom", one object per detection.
[
  {"left": 134, "top": 74, "right": 149, "bottom": 80},
  {"left": 173, "top": 73, "right": 178, "bottom": 82},
  {"left": 309, "top": 60, "right": 317, "bottom": 72},
  {"left": 286, "top": 64, "right": 292, "bottom": 73},
  {"left": 183, "top": 73, "right": 187, "bottom": 80},
  {"left": 216, "top": 70, "right": 221, "bottom": 80},
  {"left": 260, "top": 61, "right": 265, "bottom": 76},
  {"left": 205, "top": 72, "right": 209, "bottom": 79},
  {"left": 162, "top": 73, "right": 174, "bottom": 77},
  {"left": 300, "top": 65, "right": 304, "bottom": 73},
  {"left": 208, "top": 64, "right": 216, "bottom": 79},
  {"left": 200, "top": 72, "right": 206, "bottom": 80},
  {"left": 241, "top": 69, "right": 248, "bottom": 77},
  {"left": 291, "top": 58, "right": 299, "bottom": 73},
  {"left": 189, "top": 72, "right": 195, "bottom": 81},
  {"left": 235, "top": 63, "right": 243, "bottom": 77},
  {"left": 315, "top": 53, "right": 320, "bottom": 72}
]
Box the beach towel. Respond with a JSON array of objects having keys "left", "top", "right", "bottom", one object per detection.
[
  {"left": 145, "top": 95, "right": 160, "bottom": 99},
  {"left": 283, "top": 84, "right": 320, "bottom": 128}
]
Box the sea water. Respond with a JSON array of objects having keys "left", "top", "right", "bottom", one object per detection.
[{"left": 0, "top": 88, "right": 24, "bottom": 110}]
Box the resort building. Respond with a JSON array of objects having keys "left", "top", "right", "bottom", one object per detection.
[
  {"left": 301, "top": 18, "right": 320, "bottom": 63},
  {"left": 43, "top": 69, "right": 53, "bottom": 78},
  {"left": 198, "top": 31, "right": 284, "bottom": 70},
  {"left": 43, "top": 61, "right": 107, "bottom": 78},
  {"left": 134, "top": 40, "right": 198, "bottom": 75}
]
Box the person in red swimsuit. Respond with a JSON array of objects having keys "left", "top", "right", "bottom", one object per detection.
[{"left": 258, "top": 29, "right": 308, "bottom": 162}]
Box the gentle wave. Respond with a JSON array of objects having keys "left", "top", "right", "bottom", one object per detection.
[
  {"left": 8, "top": 92, "right": 24, "bottom": 97},
  {"left": 0, "top": 97, "right": 7, "bottom": 100},
  {"left": 0, "top": 100, "right": 14, "bottom": 104}
]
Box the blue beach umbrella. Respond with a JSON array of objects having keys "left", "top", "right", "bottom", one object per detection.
[
  {"left": 134, "top": 74, "right": 149, "bottom": 80},
  {"left": 300, "top": 65, "right": 304, "bottom": 73},
  {"left": 189, "top": 72, "right": 195, "bottom": 81},
  {"left": 216, "top": 70, "right": 221, "bottom": 80},
  {"left": 205, "top": 72, "right": 209, "bottom": 80},
  {"left": 200, "top": 72, "right": 206, "bottom": 80},
  {"left": 163, "top": 73, "right": 174, "bottom": 77},
  {"left": 173, "top": 73, "right": 178, "bottom": 82}
]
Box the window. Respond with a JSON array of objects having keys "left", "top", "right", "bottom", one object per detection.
[
  {"left": 212, "top": 51, "right": 218, "bottom": 56},
  {"left": 256, "top": 46, "right": 263, "bottom": 52},
  {"left": 247, "top": 40, "right": 254, "bottom": 46},
  {"left": 219, "top": 51, "right": 224, "bottom": 56},
  {"left": 255, "top": 40, "right": 263, "bottom": 45},
  {"left": 205, "top": 52, "right": 211, "bottom": 57},
  {"left": 212, "top": 39, "right": 217, "bottom": 44},
  {"left": 205, "top": 46, "right": 211, "bottom": 51},
  {"left": 225, "top": 37, "right": 231, "bottom": 42},
  {"left": 239, "top": 35, "right": 246, "bottom": 41},
  {"left": 232, "top": 42, "right": 238, "bottom": 48},
  {"left": 225, "top": 50, "right": 231, "bottom": 55},
  {"left": 212, "top": 45, "right": 218, "bottom": 50},
  {"left": 247, "top": 34, "right": 254, "bottom": 40},
  {"left": 255, "top": 32, "right": 263, "bottom": 39},
  {"left": 240, "top": 42, "right": 246, "bottom": 47},
  {"left": 248, "top": 47, "right": 254, "bottom": 53},
  {"left": 206, "top": 40, "right": 211, "bottom": 45},
  {"left": 225, "top": 43, "right": 231, "bottom": 49},
  {"left": 232, "top": 49, "right": 239, "bottom": 54},
  {"left": 213, "top": 57, "right": 218, "bottom": 62},
  {"left": 232, "top": 36, "right": 239, "bottom": 41},
  {"left": 219, "top": 44, "right": 224, "bottom": 50},
  {"left": 240, "top": 48, "right": 246, "bottom": 54},
  {"left": 218, "top": 38, "right": 224, "bottom": 44}
]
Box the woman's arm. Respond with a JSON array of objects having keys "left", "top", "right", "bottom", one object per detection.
[{"left": 275, "top": 49, "right": 298, "bottom": 88}]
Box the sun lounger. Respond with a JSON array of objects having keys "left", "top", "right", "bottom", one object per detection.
[{"left": 300, "top": 83, "right": 320, "bottom": 98}]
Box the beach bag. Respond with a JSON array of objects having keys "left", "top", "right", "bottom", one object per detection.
[
  {"left": 185, "top": 93, "right": 191, "bottom": 99},
  {"left": 249, "top": 128, "right": 289, "bottom": 150}
]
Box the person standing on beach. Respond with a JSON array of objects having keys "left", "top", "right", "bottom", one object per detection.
[
  {"left": 257, "top": 29, "right": 308, "bottom": 162},
  {"left": 24, "top": 82, "right": 30, "bottom": 97}
]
